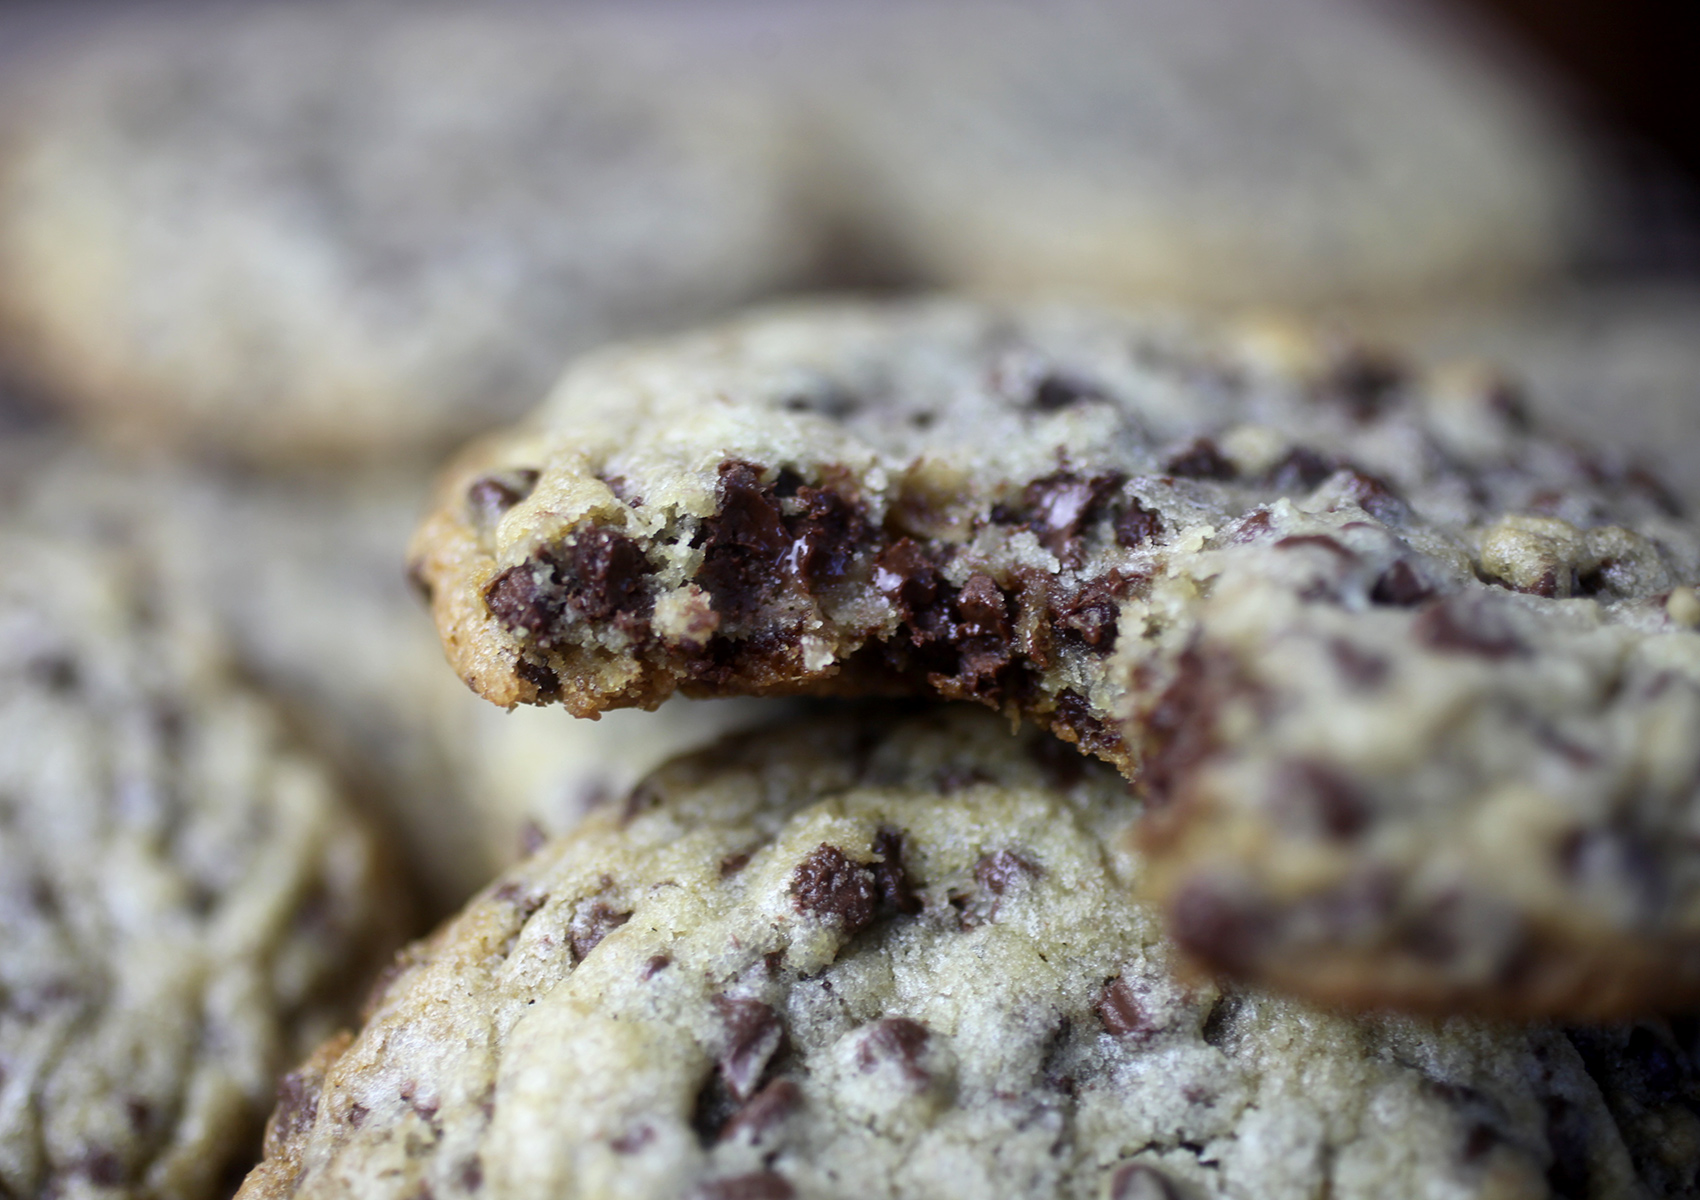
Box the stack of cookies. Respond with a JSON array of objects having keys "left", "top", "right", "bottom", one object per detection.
[{"left": 0, "top": 2, "right": 1697, "bottom": 1199}]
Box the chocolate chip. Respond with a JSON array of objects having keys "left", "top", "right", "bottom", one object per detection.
[
  {"left": 513, "top": 657, "right": 561, "bottom": 701},
  {"left": 1328, "top": 639, "right": 1389, "bottom": 689},
  {"left": 1113, "top": 499, "right": 1163, "bottom": 548},
  {"left": 568, "top": 899, "right": 631, "bottom": 961},
  {"left": 642, "top": 955, "right": 671, "bottom": 980},
  {"left": 787, "top": 485, "right": 867, "bottom": 589},
  {"left": 1277, "top": 761, "right": 1369, "bottom": 839},
  {"left": 1021, "top": 471, "right": 1126, "bottom": 559},
  {"left": 1031, "top": 373, "right": 1105, "bottom": 411},
  {"left": 872, "top": 539, "right": 942, "bottom": 621},
  {"left": 598, "top": 474, "right": 641, "bottom": 507},
  {"left": 1053, "top": 574, "right": 1133, "bottom": 653},
  {"left": 714, "top": 998, "right": 785, "bottom": 1102},
  {"left": 1369, "top": 560, "right": 1432, "bottom": 606},
  {"left": 956, "top": 574, "right": 1011, "bottom": 640},
  {"left": 1265, "top": 447, "right": 1337, "bottom": 491},
  {"left": 1414, "top": 599, "right": 1524, "bottom": 659},
  {"left": 720, "top": 851, "right": 752, "bottom": 877},
  {"left": 466, "top": 469, "right": 540, "bottom": 528},
  {"left": 1053, "top": 690, "right": 1121, "bottom": 755},
  {"left": 695, "top": 462, "right": 790, "bottom": 621},
  {"left": 1096, "top": 978, "right": 1156, "bottom": 1039},
  {"left": 459, "top": 1156, "right": 484, "bottom": 1190},
  {"left": 1167, "top": 880, "right": 1267, "bottom": 974},
  {"left": 405, "top": 560, "right": 434, "bottom": 604},
  {"left": 484, "top": 528, "right": 654, "bottom": 645},
  {"left": 870, "top": 827, "right": 922, "bottom": 917},
  {"left": 77, "top": 1149, "right": 124, "bottom": 1186},
  {"left": 347, "top": 1103, "right": 369, "bottom": 1128},
  {"left": 790, "top": 845, "right": 878, "bottom": 934},
  {"left": 855, "top": 1018, "right": 932, "bottom": 1086},
  {"left": 1109, "top": 1163, "right": 1182, "bottom": 1200},
  {"left": 1162, "top": 438, "right": 1236, "bottom": 480},
  {"left": 492, "top": 882, "right": 548, "bottom": 921},
  {"left": 1320, "top": 350, "right": 1406, "bottom": 420},
  {"left": 1334, "top": 469, "right": 1406, "bottom": 523},
  {"left": 689, "top": 1173, "right": 795, "bottom": 1200},
  {"left": 1139, "top": 646, "right": 1234, "bottom": 805},
  {"left": 718, "top": 1079, "right": 802, "bottom": 1144}
]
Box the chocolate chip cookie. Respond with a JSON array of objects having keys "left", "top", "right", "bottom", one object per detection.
[
  {"left": 0, "top": 3, "right": 814, "bottom": 462},
  {"left": 12, "top": 442, "right": 775, "bottom": 911},
  {"left": 238, "top": 708, "right": 1674, "bottom": 1200},
  {"left": 806, "top": 0, "right": 1591, "bottom": 307},
  {"left": 0, "top": 522, "right": 404, "bottom": 1199},
  {"left": 410, "top": 298, "right": 1700, "bottom": 1016}
]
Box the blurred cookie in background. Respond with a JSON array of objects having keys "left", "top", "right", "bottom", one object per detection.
[
  {"left": 0, "top": 1, "right": 819, "bottom": 464},
  {"left": 1382, "top": 285, "right": 1700, "bottom": 509},
  {"left": 13, "top": 445, "right": 782, "bottom": 913},
  {"left": 803, "top": 0, "right": 1595, "bottom": 310},
  {"left": 0, "top": 518, "right": 406, "bottom": 1200}
]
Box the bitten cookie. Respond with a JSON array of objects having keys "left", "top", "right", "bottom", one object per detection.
[
  {"left": 0, "top": 523, "right": 404, "bottom": 1200},
  {"left": 804, "top": 0, "right": 1591, "bottom": 307},
  {"left": 0, "top": 3, "right": 814, "bottom": 463},
  {"left": 239, "top": 708, "right": 1674, "bottom": 1200},
  {"left": 409, "top": 298, "right": 1700, "bottom": 1017}
]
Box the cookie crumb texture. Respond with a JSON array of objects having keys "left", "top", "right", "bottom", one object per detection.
[
  {"left": 411, "top": 300, "right": 1700, "bottom": 1015},
  {"left": 0, "top": 528, "right": 401, "bottom": 1199},
  {"left": 243, "top": 710, "right": 1674, "bottom": 1200}
]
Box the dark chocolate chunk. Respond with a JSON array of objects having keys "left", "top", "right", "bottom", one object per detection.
[
  {"left": 720, "top": 851, "right": 752, "bottom": 877},
  {"left": 787, "top": 485, "right": 867, "bottom": 589},
  {"left": 1096, "top": 978, "right": 1156, "bottom": 1039},
  {"left": 1167, "top": 879, "right": 1268, "bottom": 974},
  {"left": 1162, "top": 438, "right": 1236, "bottom": 480},
  {"left": 855, "top": 1017, "right": 932, "bottom": 1086},
  {"left": 955, "top": 574, "right": 1011, "bottom": 641},
  {"left": 1370, "top": 560, "right": 1433, "bottom": 607},
  {"left": 871, "top": 539, "right": 943, "bottom": 621},
  {"left": 1053, "top": 574, "right": 1133, "bottom": 653},
  {"left": 1031, "top": 373, "right": 1105, "bottom": 411},
  {"left": 870, "top": 827, "right": 922, "bottom": 917},
  {"left": 1113, "top": 499, "right": 1163, "bottom": 548},
  {"left": 695, "top": 462, "right": 791, "bottom": 621},
  {"left": 718, "top": 1079, "right": 802, "bottom": 1144},
  {"left": 1021, "top": 471, "right": 1126, "bottom": 559},
  {"left": 1334, "top": 469, "right": 1406, "bottom": 523},
  {"left": 715, "top": 998, "right": 785, "bottom": 1103},
  {"left": 1320, "top": 350, "right": 1406, "bottom": 420},
  {"left": 1109, "top": 1162, "right": 1182, "bottom": 1200},
  {"left": 1265, "top": 447, "right": 1337, "bottom": 491},
  {"left": 513, "top": 657, "right": 561, "bottom": 701},
  {"left": 790, "top": 844, "right": 878, "bottom": 934},
  {"left": 484, "top": 527, "right": 654, "bottom": 644},
  {"left": 1327, "top": 639, "right": 1389, "bottom": 689},
  {"left": 458, "top": 1156, "right": 485, "bottom": 1190},
  {"left": 1277, "top": 761, "right": 1369, "bottom": 839},
  {"left": 1414, "top": 599, "right": 1525, "bottom": 659},
  {"left": 689, "top": 1172, "right": 796, "bottom": 1200},
  {"left": 642, "top": 955, "right": 671, "bottom": 980},
  {"left": 568, "top": 899, "right": 631, "bottom": 961},
  {"left": 1054, "top": 689, "right": 1121, "bottom": 756},
  {"left": 466, "top": 468, "right": 540, "bottom": 528}
]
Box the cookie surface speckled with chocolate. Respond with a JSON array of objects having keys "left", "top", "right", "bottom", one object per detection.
[
  {"left": 0, "top": 523, "right": 403, "bottom": 1200},
  {"left": 237, "top": 708, "right": 1677, "bottom": 1200},
  {"left": 411, "top": 298, "right": 1700, "bottom": 1018},
  {"left": 0, "top": 3, "right": 814, "bottom": 462}
]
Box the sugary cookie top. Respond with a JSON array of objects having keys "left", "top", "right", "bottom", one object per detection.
[
  {"left": 244, "top": 709, "right": 1660, "bottom": 1200},
  {"left": 0, "top": 526, "right": 400, "bottom": 1200}
]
